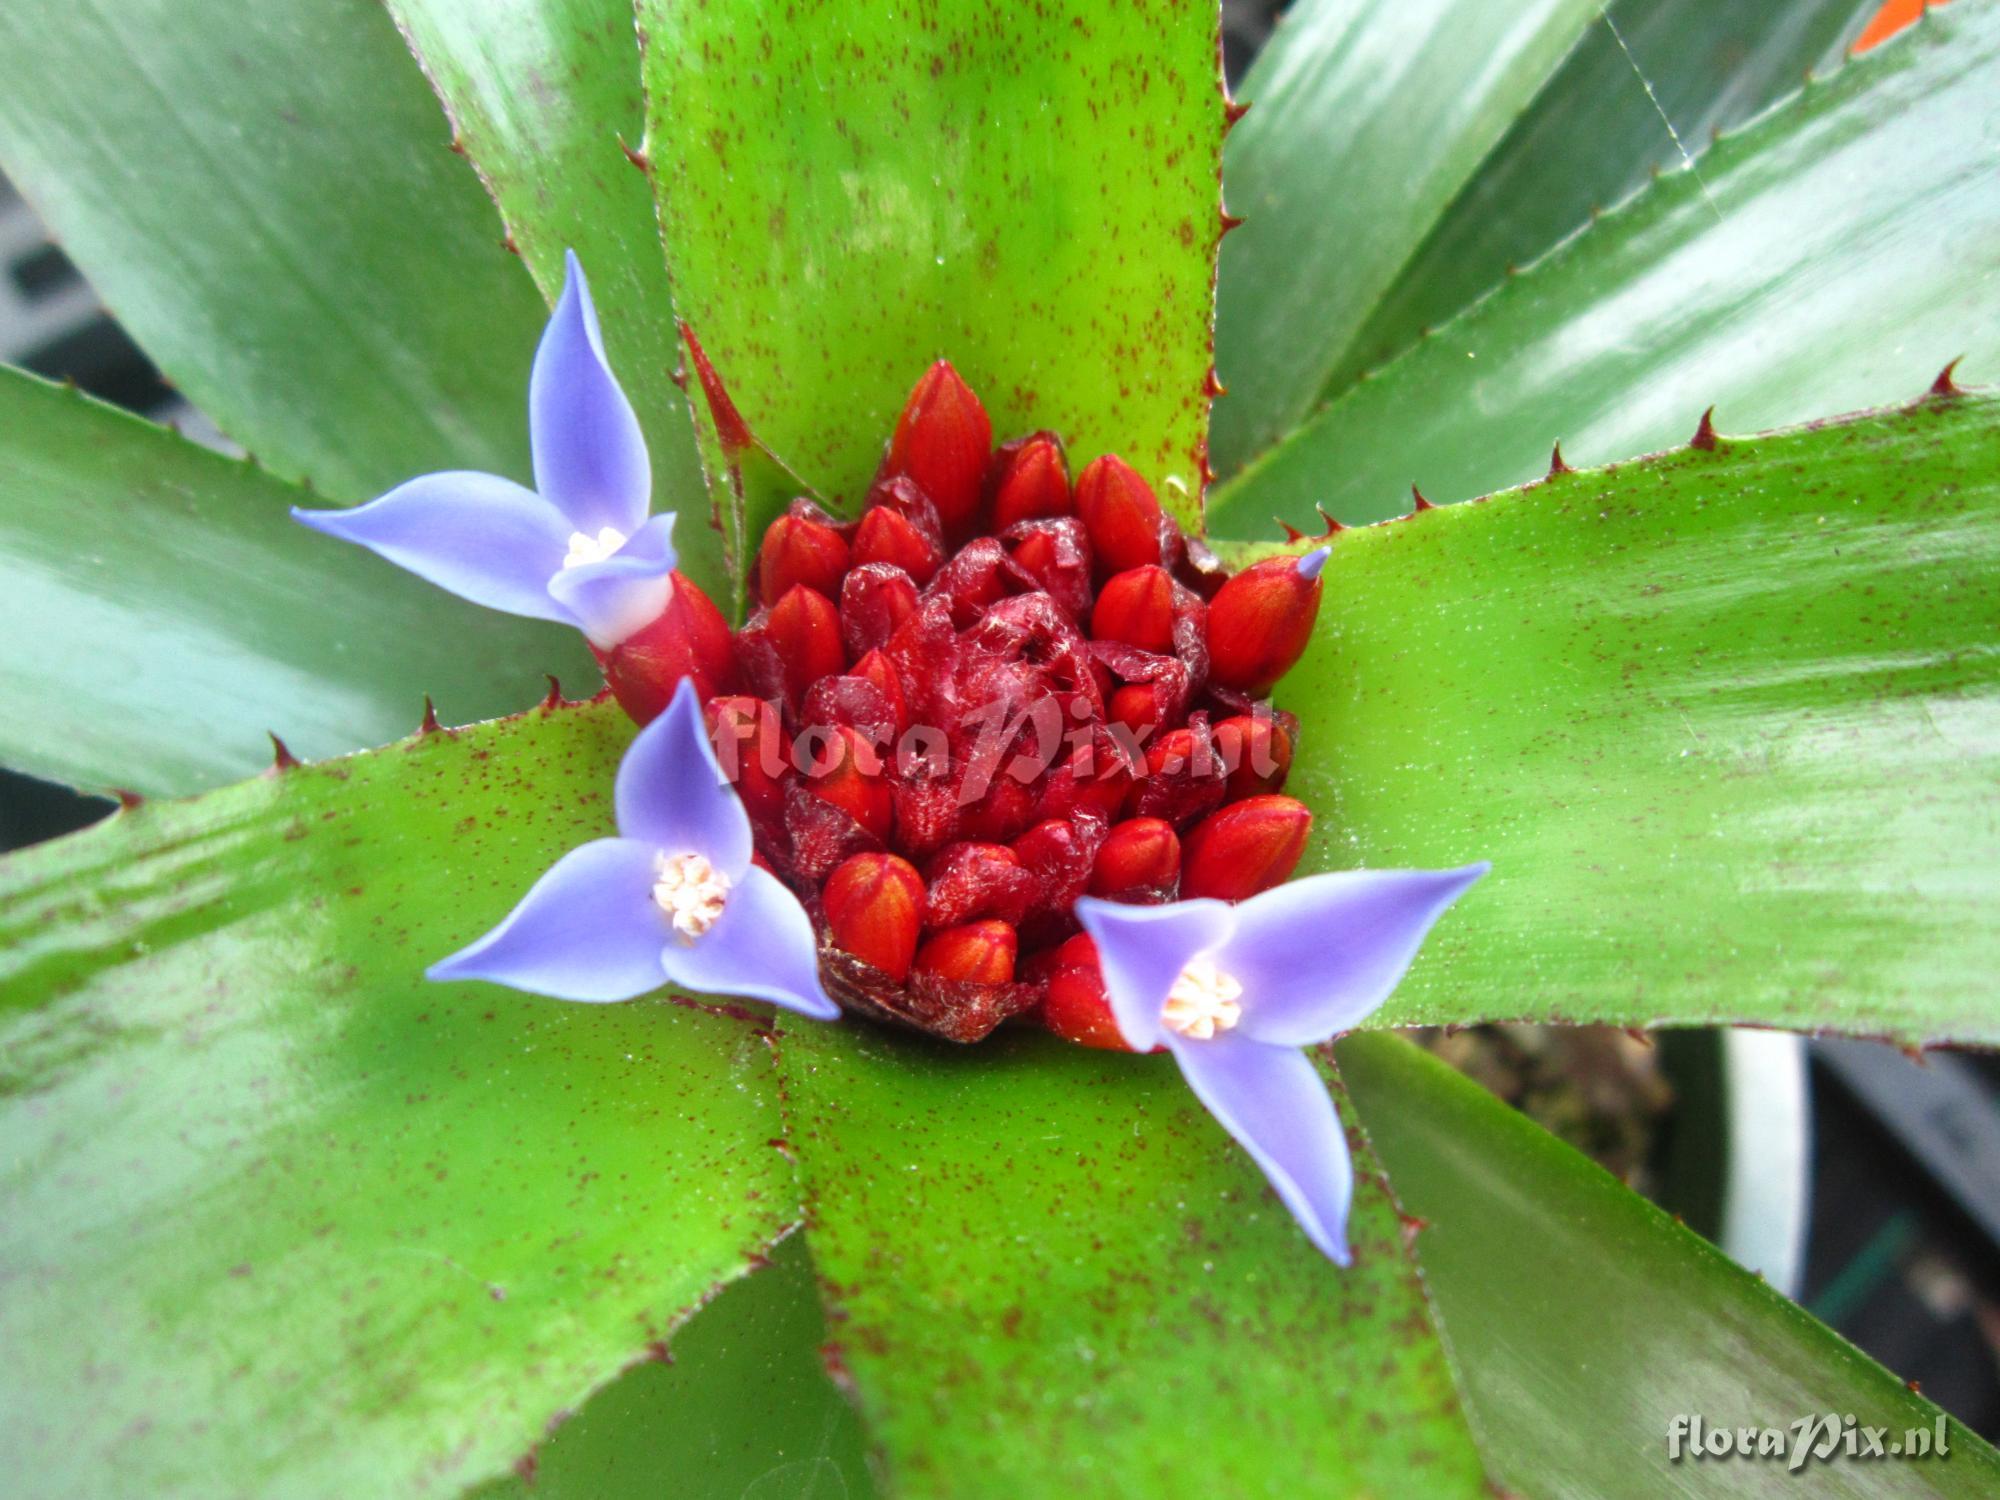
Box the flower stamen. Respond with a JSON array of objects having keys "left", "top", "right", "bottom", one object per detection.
[
  {"left": 1162, "top": 956, "right": 1243, "bottom": 1040},
  {"left": 563, "top": 526, "right": 628, "bottom": 570},
  {"left": 652, "top": 852, "right": 730, "bottom": 943}
]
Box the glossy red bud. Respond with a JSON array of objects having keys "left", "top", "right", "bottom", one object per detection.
[
  {"left": 840, "top": 563, "right": 920, "bottom": 658},
  {"left": 886, "top": 360, "right": 991, "bottom": 543},
  {"left": 1090, "top": 565, "right": 1176, "bottom": 652},
  {"left": 850, "top": 648, "right": 909, "bottom": 737},
  {"left": 1088, "top": 816, "right": 1181, "bottom": 901},
  {"left": 823, "top": 852, "right": 925, "bottom": 981},
  {"left": 1212, "top": 713, "right": 1294, "bottom": 798},
  {"left": 704, "top": 694, "right": 792, "bottom": 830},
  {"left": 988, "top": 432, "right": 1071, "bottom": 530},
  {"left": 1180, "top": 794, "right": 1312, "bottom": 900},
  {"left": 803, "top": 723, "right": 894, "bottom": 842},
  {"left": 913, "top": 919, "right": 1018, "bottom": 985},
  {"left": 851, "top": 504, "right": 943, "bottom": 586},
  {"left": 923, "top": 841, "right": 1036, "bottom": 927},
  {"left": 595, "top": 570, "right": 737, "bottom": 724},
  {"left": 1108, "top": 681, "right": 1168, "bottom": 736},
  {"left": 762, "top": 584, "right": 847, "bottom": 702},
  {"left": 1038, "top": 935, "right": 1133, "bottom": 1051},
  {"left": 757, "top": 509, "right": 850, "bottom": 605},
  {"left": 1074, "top": 454, "right": 1164, "bottom": 576},
  {"left": 1004, "top": 518, "right": 1093, "bottom": 620},
  {"left": 1205, "top": 549, "right": 1327, "bottom": 696}
]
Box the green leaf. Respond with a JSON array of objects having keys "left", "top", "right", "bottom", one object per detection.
[
  {"left": 1274, "top": 394, "right": 2000, "bottom": 1045},
  {"left": 1211, "top": 4, "right": 2000, "bottom": 533},
  {"left": 1208, "top": 0, "right": 1601, "bottom": 477},
  {"left": 0, "top": 366, "right": 589, "bottom": 795},
  {"left": 1340, "top": 1031, "right": 2000, "bottom": 1497},
  {"left": 472, "top": 1234, "right": 875, "bottom": 1500},
  {"left": 1332, "top": 0, "right": 1879, "bottom": 391},
  {"left": 384, "top": 0, "right": 728, "bottom": 601},
  {"left": 0, "top": 0, "right": 548, "bottom": 499},
  {"left": 637, "top": 0, "right": 1223, "bottom": 530},
  {"left": 0, "top": 702, "right": 797, "bottom": 1497},
  {"left": 773, "top": 1020, "right": 1491, "bottom": 1496}
]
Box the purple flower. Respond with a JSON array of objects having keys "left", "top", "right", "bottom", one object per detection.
[
  {"left": 429, "top": 678, "right": 838, "bottom": 1020},
  {"left": 292, "top": 252, "right": 675, "bottom": 648},
  {"left": 1076, "top": 863, "right": 1488, "bottom": 1264}
]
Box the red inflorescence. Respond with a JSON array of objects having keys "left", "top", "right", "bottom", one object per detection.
[{"left": 621, "top": 360, "right": 1326, "bottom": 1046}]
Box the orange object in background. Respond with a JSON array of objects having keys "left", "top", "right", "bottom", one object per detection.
[{"left": 1854, "top": 0, "right": 1947, "bottom": 52}]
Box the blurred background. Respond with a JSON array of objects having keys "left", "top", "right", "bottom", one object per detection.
[{"left": 3, "top": 0, "right": 1992, "bottom": 1440}]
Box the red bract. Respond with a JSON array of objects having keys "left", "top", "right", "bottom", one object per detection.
[{"left": 650, "top": 358, "right": 1327, "bottom": 1044}]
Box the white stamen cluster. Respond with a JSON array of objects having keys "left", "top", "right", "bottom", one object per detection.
[
  {"left": 652, "top": 852, "right": 730, "bottom": 943},
  {"left": 1162, "top": 956, "right": 1244, "bottom": 1040},
  {"left": 562, "top": 525, "right": 628, "bottom": 570}
]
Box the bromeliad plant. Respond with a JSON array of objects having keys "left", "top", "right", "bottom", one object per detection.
[{"left": 1, "top": 0, "right": 1997, "bottom": 1496}]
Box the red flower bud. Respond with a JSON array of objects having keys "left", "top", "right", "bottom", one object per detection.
[
  {"left": 1075, "top": 454, "right": 1164, "bottom": 576},
  {"left": 886, "top": 360, "right": 991, "bottom": 544},
  {"left": 1004, "top": 518, "right": 1093, "bottom": 620},
  {"left": 596, "top": 571, "right": 737, "bottom": 724},
  {"left": 1088, "top": 816, "right": 1181, "bottom": 901},
  {"left": 763, "top": 584, "right": 846, "bottom": 702},
  {"left": 1108, "top": 681, "right": 1168, "bottom": 736},
  {"left": 823, "top": 852, "right": 925, "bottom": 981},
  {"left": 988, "top": 432, "right": 1071, "bottom": 530},
  {"left": 757, "top": 509, "right": 850, "bottom": 605},
  {"left": 1038, "top": 935, "right": 1133, "bottom": 1051},
  {"left": 1127, "top": 720, "right": 1227, "bottom": 828},
  {"left": 851, "top": 504, "right": 943, "bottom": 586},
  {"left": 1090, "top": 564, "right": 1176, "bottom": 652},
  {"left": 802, "top": 722, "right": 894, "bottom": 842},
  {"left": 1009, "top": 816, "right": 1102, "bottom": 921},
  {"left": 1204, "top": 549, "right": 1326, "bottom": 696},
  {"left": 850, "top": 648, "right": 909, "bottom": 737},
  {"left": 923, "top": 841, "right": 1036, "bottom": 927},
  {"left": 1181, "top": 794, "right": 1312, "bottom": 900},
  {"left": 705, "top": 694, "right": 792, "bottom": 831},
  {"left": 840, "top": 563, "right": 920, "bottom": 658},
  {"left": 1212, "top": 712, "right": 1294, "bottom": 797},
  {"left": 913, "top": 919, "right": 1017, "bottom": 985}
]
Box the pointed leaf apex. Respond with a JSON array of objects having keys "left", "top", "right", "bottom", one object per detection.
[
  {"left": 1218, "top": 209, "right": 1245, "bottom": 234},
  {"left": 1313, "top": 504, "right": 1345, "bottom": 537},
  {"left": 1547, "top": 441, "right": 1573, "bottom": 478},
  {"left": 542, "top": 675, "right": 566, "bottom": 712},
  {"left": 1410, "top": 483, "right": 1435, "bottom": 512},
  {"left": 677, "top": 322, "right": 755, "bottom": 456},
  {"left": 1929, "top": 357, "right": 1966, "bottom": 399},
  {"left": 1278, "top": 519, "right": 1305, "bottom": 543},
  {"left": 619, "top": 136, "right": 650, "bottom": 172},
  {"left": 1224, "top": 97, "right": 1250, "bottom": 127},
  {"left": 418, "top": 696, "right": 443, "bottom": 737},
  {"left": 267, "top": 732, "right": 300, "bottom": 773},
  {"left": 1203, "top": 367, "right": 1228, "bottom": 399},
  {"left": 1690, "top": 406, "right": 1719, "bottom": 451},
  {"left": 114, "top": 788, "right": 145, "bottom": 811}
]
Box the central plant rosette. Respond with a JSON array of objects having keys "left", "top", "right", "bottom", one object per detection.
[
  {"left": 294, "top": 257, "right": 1485, "bottom": 1264},
  {"left": 629, "top": 357, "right": 1330, "bottom": 1046}
]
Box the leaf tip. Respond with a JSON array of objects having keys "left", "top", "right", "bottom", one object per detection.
[
  {"left": 113, "top": 787, "right": 145, "bottom": 812},
  {"left": 1690, "top": 406, "right": 1719, "bottom": 451},
  {"left": 1409, "top": 483, "right": 1435, "bottom": 513},
  {"left": 1313, "top": 504, "right": 1344, "bottom": 538},
  {"left": 618, "top": 135, "right": 651, "bottom": 173},
  {"left": 1928, "top": 356, "right": 1966, "bottom": 399},
  {"left": 501, "top": 232, "right": 521, "bottom": 257},
  {"left": 1547, "top": 441, "right": 1573, "bottom": 478},
  {"left": 541, "top": 675, "right": 567, "bottom": 712},
  {"left": 1223, "top": 97, "right": 1251, "bottom": 128},
  {"left": 266, "top": 732, "right": 300, "bottom": 774},
  {"left": 418, "top": 696, "right": 443, "bottom": 737}
]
